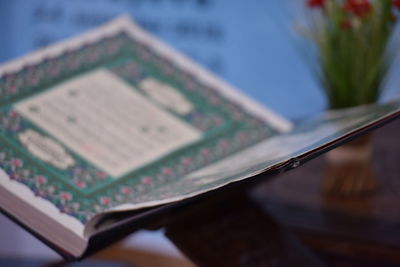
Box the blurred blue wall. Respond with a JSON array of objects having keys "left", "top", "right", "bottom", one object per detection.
[{"left": 0, "top": 0, "right": 327, "bottom": 119}]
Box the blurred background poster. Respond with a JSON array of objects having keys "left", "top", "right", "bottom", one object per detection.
[{"left": 0, "top": 0, "right": 326, "bottom": 120}]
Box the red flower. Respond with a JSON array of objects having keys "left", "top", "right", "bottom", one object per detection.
[
  {"left": 11, "top": 158, "right": 23, "bottom": 167},
  {"left": 162, "top": 168, "right": 172, "bottom": 175},
  {"left": 201, "top": 149, "right": 210, "bottom": 156},
  {"left": 344, "top": 0, "right": 372, "bottom": 18},
  {"left": 75, "top": 181, "right": 86, "bottom": 189},
  {"left": 9, "top": 110, "right": 18, "bottom": 118},
  {"left": 96, "top": 171, "right": 107, "bottom": 179},
  {"left": 181, "top": 157, "right": 192, "bottom": 166},
  {"left": 36, "top": 176, "right": 47, "bottom": 184},
  {"left": 394, "top": 0, "right": 400, "bottom": 9},
  {"left": 307, "top": 0, "right": 325, "bottom": 8},
  {"left": 142, "top": 177, "right": 153, "bottom": 185},
  {"left": 60, "top": 192, "right": 72, "bottom": 201},
  {"left": 100, "top": 197, "right": 111, "bottom": 205},
  {"left": 121, "top": 187, "right": 132, "bottom": 195},
  {"left": 7, "top": 86, "right": 17, "bottom": 94}
]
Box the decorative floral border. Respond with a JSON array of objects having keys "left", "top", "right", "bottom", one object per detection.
[{"left": 0, "top": 32, "right": 276, "bottom": 223}]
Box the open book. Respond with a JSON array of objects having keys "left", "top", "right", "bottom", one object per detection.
[{"left": 1, "top": 17, "right": 400, "bottom": 259}]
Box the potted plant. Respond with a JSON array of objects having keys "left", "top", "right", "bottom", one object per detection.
[{"left": 303, "top": 0, "right": 400, "bottom": 195}]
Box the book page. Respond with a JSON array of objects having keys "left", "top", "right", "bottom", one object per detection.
[
  {"left": 0, "top": 17, "right": 287, "bottom": 231},
  {"left": 15, "top": 69, "right": 202, "bottom": 178}
]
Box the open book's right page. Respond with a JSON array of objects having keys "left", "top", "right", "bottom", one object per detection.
[{"left": 126, "top": 100, "right": 400, "bottom": 210}]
